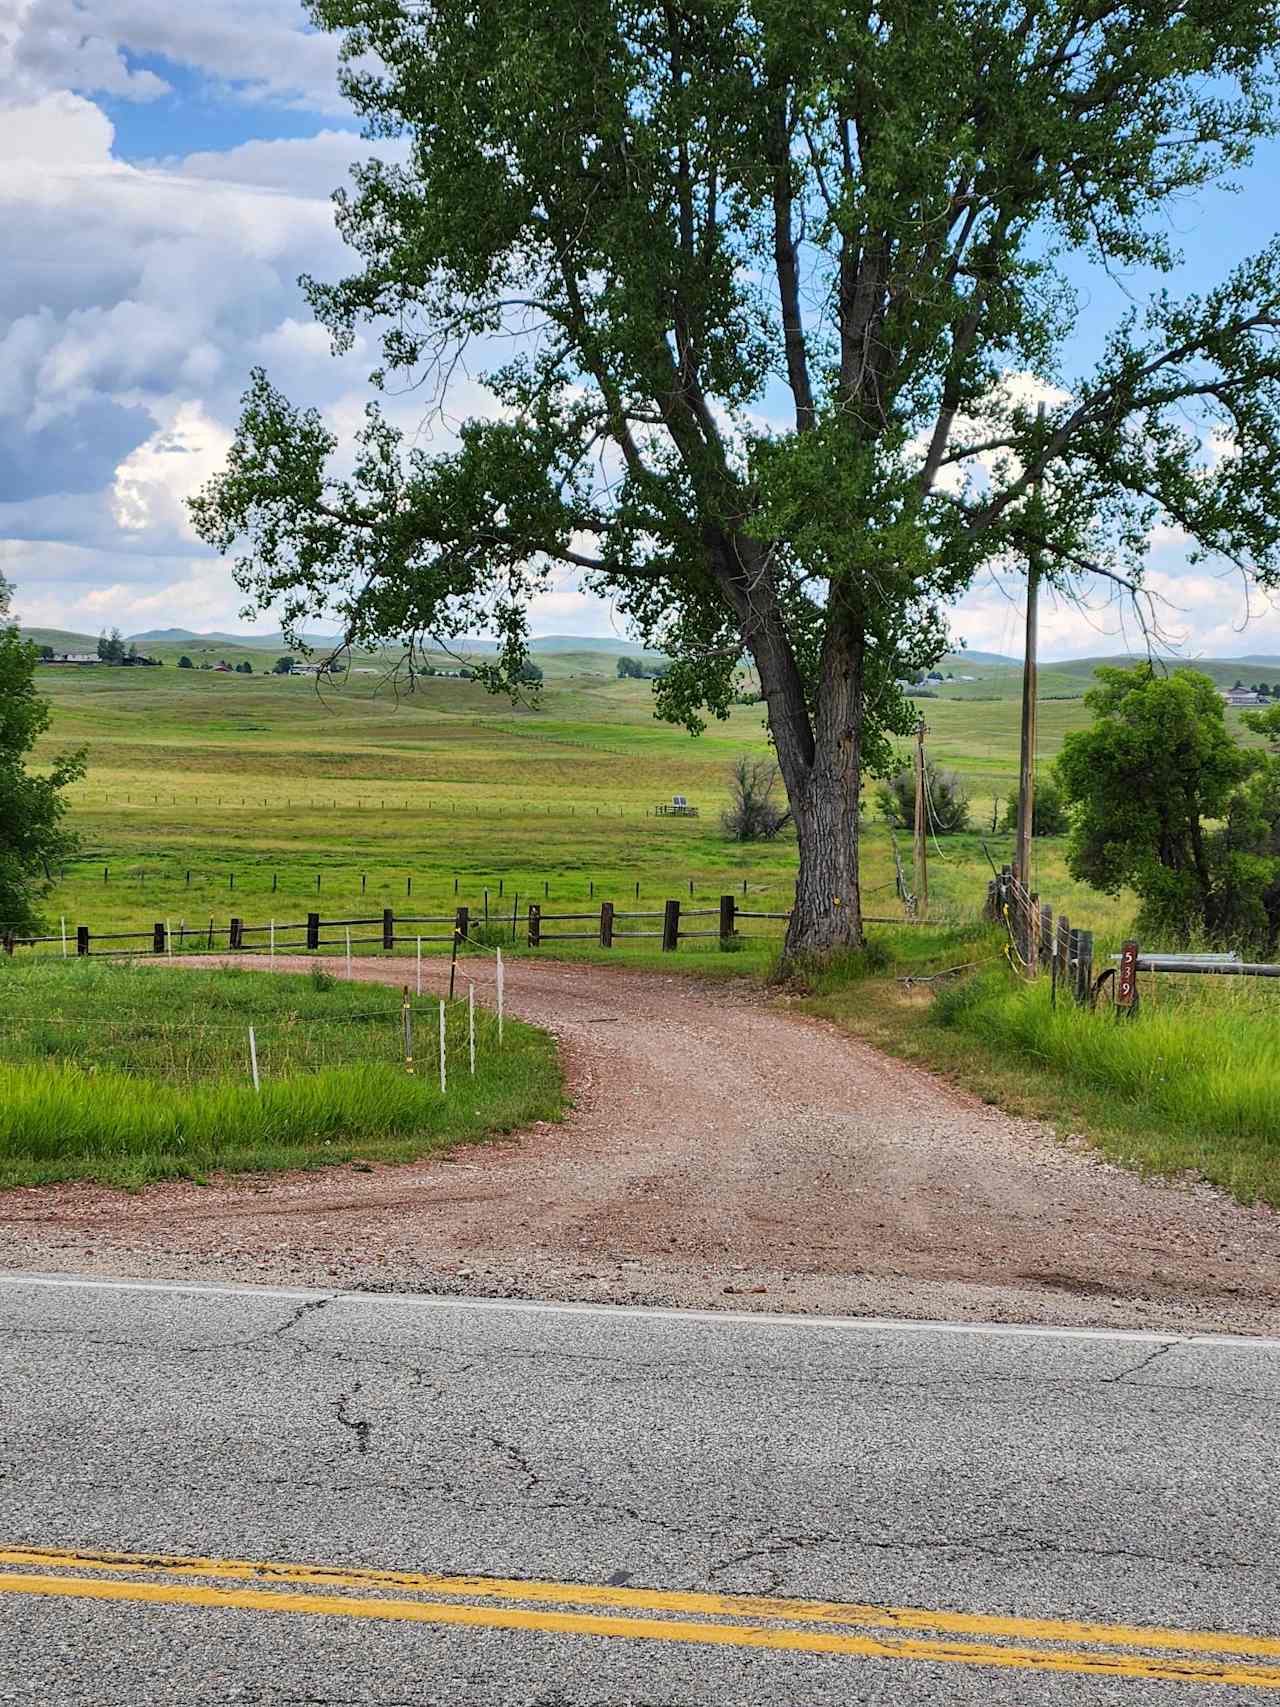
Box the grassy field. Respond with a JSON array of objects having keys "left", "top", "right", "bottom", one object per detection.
[
  {"left": 799, "top": 928, "right": 1280, "bottom": 1206},
  {"left": 15, "top": 639, "right": 1280, "bottom": 1207},
  {"left": 0, "top": 960, "right": 562, "bottom": 1188},
  {"left": 22, "top": 643, "right": 1170, "bottom": 947}
]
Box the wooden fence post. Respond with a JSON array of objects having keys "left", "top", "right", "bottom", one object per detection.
[
  {"left": 1040, "top": 903, "right": 1054, "bottom": 963},
  {"left": 383, "top": 908, "right": 395, "bottom": 951},
  {"left": 719, "top": 894, "right": 736, "bottom": 944},
  {"left": 1077, "top": 929, "right": 1094, "bottom": 1005},
  {"left": 1, "top": 933, "right": 12, "bottom": 957},
  {"left": 662, "top": 898, "right": 680, "bottom": 952},
  {"left": 455, "top": 905, "right": 469, "bottom": 945},
  {"left": 307, "top": 912, "right": 320, "bottom": 951},
  {"left": 153, "top": 922, "right": 165, "bottom": 955},
  {"left": 1026, "top": 893, "right": 1040, "bottom": 978},
  {"left": 76, "top": 926, "right": 89, "bottom": 957},
  {"left": 528, "top": 903, "right": 541, "bottom": 947},
  {"left": 229, "top": 917, "right": 243, "bottom": 951},
  {"left": 599, "top": 901, "right": 614, "bottom": 948}
]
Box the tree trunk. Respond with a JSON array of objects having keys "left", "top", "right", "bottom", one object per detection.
[
  {"left": 720, "top": 531, "right": 867, "bottom": 963},
  {"left": 781, "top": 607, "right": 866, "bottom": 958}
]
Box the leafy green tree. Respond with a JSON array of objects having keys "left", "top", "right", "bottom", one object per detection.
[
  {"left": 96, "top": 628, "right": 126, "bottom": 665},
  {"left": 1000, "top": 776, "right": 1070, "bottom": 838},
  {"left": 37, "top": 645, "right": 54, "bottom": 662},
  {"left": 192, "top": 1, "right": 1280, "bottom": 958},
  {"left": 517, "top": 659, "right": 543, "bottom": 685},
  {"left": 1057, "top": 666, "right": 1280, "bottom": 951},
  {"left": 177, "top": 654, "right": 194, "bottom": 669},
  {"left": 272, "top": 655, "right": 296, "bottom": 674},
  {"left": 617, "top": 656, "right": 644, "bottom": 680},
  {"left": 0, "top": 584, "right": 85, "bottom": 935},
  {"left": 877, "top": 762, "right": 970, "bottom": 835}
]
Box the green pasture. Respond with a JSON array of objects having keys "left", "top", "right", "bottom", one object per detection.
[
  {"left": 13, "top": 651, "right": 1280, "bottom": 1203},
  {"left": 0, "top": 960, "right": 562, "bottom": 1188},
  {"left": 25, "top": 649, "right": 1116, "bottom": 944}
]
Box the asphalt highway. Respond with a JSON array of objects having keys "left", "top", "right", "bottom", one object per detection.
[{"left": 1, "top": 1273, "right": 1278, "bottom": 1704}]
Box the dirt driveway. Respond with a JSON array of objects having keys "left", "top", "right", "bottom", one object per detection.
[{"left": 3, "top": 953, "right": 1279, "bottom": 1333}]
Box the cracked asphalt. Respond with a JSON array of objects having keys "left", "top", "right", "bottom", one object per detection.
[{"left": 1, "top": 1275, "right": 1278, "bottom": 1704}]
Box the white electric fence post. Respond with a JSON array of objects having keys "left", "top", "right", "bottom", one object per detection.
[
  {"left": 270, "top": 919, "right": 275, "bottom": 961},
  {"left": 496, "top": 948, "right": 504, "bottom": 1045},
  {"left": 346, "top": 927, "right": 352, "bottom": 981},
  {"left": 248, "top": 1025, "right": 260, "bottom": 1093},
  {"left": 60, "top": 917, "right": 67, "bottom": 958},
  {"left": 416, "top": 936, "right": 422, "bottom": 996},
  {"left": 166, "top": 919, "right": 173, "bottom": 960},
  {"left": 438, "top": 1000, "right": 447, "bottom": 1093},
  {"left": 468, "top": 981, "right": 475, "bottom": 1075}
]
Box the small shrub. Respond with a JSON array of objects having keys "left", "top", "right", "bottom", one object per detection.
[
  {"left": 722, "top": 757, "right": 791, "bottom": 841},
  {"left": 309, "top": 963, "right": 336, "bottom": 992},
  {"left": 877, "top": 762, "right": 970, "bottom": 834},
  {"left": 999, "top": 776, "right": 1070, "bottom": 837},
  {"left": 467, "top": 921, "right": 511, "bottom": 948}
]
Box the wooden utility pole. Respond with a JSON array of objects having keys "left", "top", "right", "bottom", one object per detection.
[
  {"left": 913, "top": 717, "right": 929, "bottom": 920},
  {"left": 1015, "top": 401, "right": 1046, "bottom": 887}
]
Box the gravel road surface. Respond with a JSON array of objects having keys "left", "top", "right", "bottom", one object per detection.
[
  {"left": 1, "top": 1274, "right": 1278, "bottom": 1704},
  {"left": 3, "top": 955, "right": 1279, "bottom": 1334}
]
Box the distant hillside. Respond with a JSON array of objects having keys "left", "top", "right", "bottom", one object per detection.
[
  {"left": 942, "top": 648, "right": 1020, "bottom": 667},
  {"left": 19, "top": 626, "right": 100, "bottom": 653},
  {"left": 128, "top": 628, "right": 341, "bottom": 650}
]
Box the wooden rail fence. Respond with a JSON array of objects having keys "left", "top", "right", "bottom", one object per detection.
[
  {"left": 2, "top": 892, "right": 943, "bottom": 961},
  {"left": 984, "top": 865, "right": 1280, "bottom": 1009}
]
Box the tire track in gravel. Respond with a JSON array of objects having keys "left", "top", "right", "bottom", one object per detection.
[{"left": 3, "top": 953, "right": 1280, "bottom": 1334}]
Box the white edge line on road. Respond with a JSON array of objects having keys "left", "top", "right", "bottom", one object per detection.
[{"left": 1, "top": 1270, "right": 1279, "bottom": 1351}]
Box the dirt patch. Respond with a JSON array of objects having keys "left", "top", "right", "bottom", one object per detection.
[{"left": 4, "top": 952, "right": 1280, "bottom": 1334}]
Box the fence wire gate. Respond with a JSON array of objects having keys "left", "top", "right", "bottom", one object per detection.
[{"left": 0, "top": 993, "right": 499, "bottom": 1089}]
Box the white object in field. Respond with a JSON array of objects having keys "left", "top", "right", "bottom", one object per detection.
[
  {"left": 416, "top": 936, "right": 422, "bottom": 996},
  {"left": 468, "top": 982, "right": 475, "bottom": 1075},
  {"left": 270, "top": 919, "right": 275, "bottom": 960},
  {"left": 496, "top": 949, "right": 504, "bottom": 1044},
  {"left": 61, "top": 917, "right": 67, "bottom": 958},
  {"left": 248, "top": 1025, "right": 260, "bottom": 1093},
  {"left": 346, "top": 927, "right": 352, "bottom": 980},
  {"left": 166, "top": 919, "right": 173, "bottom": 959},
  {"left": 438, "top": 1000, "right": 447, "bottom": 1093},
  {"left": 673, "top": 794, "right": 687, "bottom": 807}
]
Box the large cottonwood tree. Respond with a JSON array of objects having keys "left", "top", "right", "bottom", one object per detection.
[{"left": 193, "top": 1, "right": 1280, "bottom": 957}]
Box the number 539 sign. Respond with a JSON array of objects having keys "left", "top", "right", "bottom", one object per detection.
[{"left": 1117, "top": 940, "right": 1140, "bottom": 1014}]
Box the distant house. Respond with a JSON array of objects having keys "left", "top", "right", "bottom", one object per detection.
[
  {"left": 43, "top": 652, "right": 100, "bottom": 666},
  {"left": 925, "top": 670, "right": 945, "bottom": 683},
  {"left": 1223, "top": 689, "right": 1262, "bottom": 707},
  {"left": 213, "top": 661, "right": 233, "bottom": 672}
]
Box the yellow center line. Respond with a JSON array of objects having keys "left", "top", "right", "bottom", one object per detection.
[
  {"left": 2, "top": 1571, "right": 1279, "bottom": 1689},
  {"left": 1, "top": 1545, "right": 1276, "bottom": 1664}
]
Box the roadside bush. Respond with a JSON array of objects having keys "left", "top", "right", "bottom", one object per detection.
[{"left": 467, "top": 921, "right": 512, "bottom": 948}]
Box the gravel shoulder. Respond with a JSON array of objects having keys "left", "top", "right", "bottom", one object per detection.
[{"left": 3, "top": 952, "right": 1279, "bottom": 1334}]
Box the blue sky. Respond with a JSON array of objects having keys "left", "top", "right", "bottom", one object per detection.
[{"left": 2, "top": 3, "right": 1279, "bottom": 661}]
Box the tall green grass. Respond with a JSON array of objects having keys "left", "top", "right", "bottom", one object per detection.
[
  {"left": 933, "top": 970, "right": 1280, "bottom": 1201},
  {"left": 0, "top": 961, "right": 562, "bottom": 1188}
]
